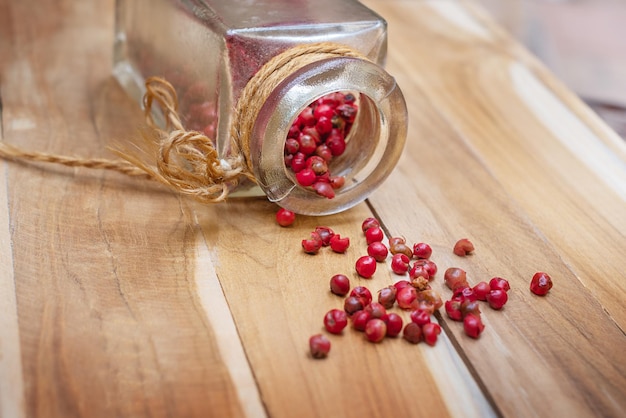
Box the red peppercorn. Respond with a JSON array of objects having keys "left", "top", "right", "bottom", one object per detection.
[
  {"left": 350, "top": 286, "right": 372, "bottom": 305},
  {"left": 290, "top": 152, "right": 306, "bottom": 172},
  {"left": 365, "top": 227, "right": 384, "bottom": 245},
  {"left": 313, "top": 226, "right": 334, "bottom": 246},
  {"left": 275, "top": 208, "right": 295, "bottom": 227},
  {"left": 326, "top": 135, "right": 346, "bottom": 156},
  {"left": 393, "top": 280, "right": 411, "bottom": 292},
  {"left": 361, "top": 217, "right": 380, "bottom": 232},
  {"left": 298, "top": 107, "right": 315, "bottom": 126},
  {"left": 364, "top": 302, "right": 387, "bottom": 319},
  {"left": 330, "top": 274, "right": 350, "bottom": 296},
  {"left": 302, "top": 232, "right": 322, "bottom": 254},
  {"left": 454, "top": 286, "right": 478, "bottom": 302},
  {"left": 530, "top": 272, "right": 553, "bottom": 296},
  {"left": 284, "top": 137, "right": 299, "bottom": 154},
  {"left": 424, "top": 260, "right": 438, "bottom": 277},
  {"left": 301, "top": 126, "right": 320, "bottom": 142},
  {"left": 329, "top": 234, "right": 350, "bottom": 253},
  {"left": 365, "top": 318, "right": 387, "bottom": 343},
  {"left": 315, "top": 116, "right": 333, "bottom": 135},
  {"left": 409, "top": 263, "right": 430, "bottom": 281},
  {"left": 384, "top": 313, "right": 404, "bottom": 337},
  {"left": 298, "top": 134, "right": 317, "bottom": 155},
  {"left": 351, "top": 310, "right": 371, "bottom": 331},
  {"left": 412, "top": 242, "right": 433, "bottom": 259},
  {"left": 355, "top": 255, "right": 377, "bottom": 278},
  {"left": 314, "top": 103, "right": 335, "bottom": 120},
  {"left": 312, "top": 181, "right": 335, "bottom": 199},
  {"left": 410, "top": 309, "right": 431, "bottom": 327},
  {"left": 329, "top": 176, "right": 345, "bottom": 189},
  {"left": 367, "top": 241, "right": 389, "bottom": 262},
  {"left": 343, "top": 296, "right": 364, "bottom": 316},
  {"left": 489, "top": 277, "right": 511, "bottom": 292},
  {"left": 287, "top": 125, "right": 300, "bottom": 139},
  {"left": 309, "top": 334, "right": 331, "bottom": 359},
  {"left": 453, "top": 238, "right": 475, "bottom": 256},
  {"left": 324, "top": 309, "right": 348, "bottom": 334},
  {"left": 403, "top": 322, "right": 422, "bottom": 344},
  {"left": 377, "top": 286, "right": 397, "bottom": 309},
  {"left": 445, "top": 299, "right": 463, "bottom": 321},
  {"left": 463, "top": 314, "right": 485, "bottom": 339},
  {"left": 396, "top": 286, "right": 418, "bottom": 310},
  {"left": 444, "top": 267, "right": 469, "bottom": 291},
  {"left": 414, "top": 259, "right": 438, "bottom": 278},
  {"left": 296, "top": 168, "right": 317, "bottom": 186},
  {"left": 422, "top": 322, "right": 441, "bottom": 346},
  {"left": 472, "top": 281, "right": 491, "bottom": 301},
  {"left": 486, "top": 289, "right": 508, "bottom": 310},
  {"left": 390, "top": 253, "right": 411, "bottom": 275},
  {"left": 306, "top": 156, "right": 328, "bottom": 175},
  {"left": 461, "top": 299, "right": 482, "bottom": 317}
]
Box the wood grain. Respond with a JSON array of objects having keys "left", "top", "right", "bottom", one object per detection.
[
  {"left": 364, "top": 0, "right": 626, "bottom": 416},
  {"left": 0, "top": 0, "right": 624, "bottom": 417},
  {"left": 0, "top": 1, "right": 249, "bottom": 417}
]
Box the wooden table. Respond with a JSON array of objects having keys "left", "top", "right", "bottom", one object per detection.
[{"left": 1, "top": 1, "right": 624, "bottom": 417}]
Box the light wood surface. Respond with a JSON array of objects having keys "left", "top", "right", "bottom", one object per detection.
[{"left": 1, "top": 0, "right": 624, "bottom": 417}]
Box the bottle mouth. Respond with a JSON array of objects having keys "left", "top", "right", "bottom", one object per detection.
[{"left": 250, "top": 56, "right": 407, "bottom": 215}]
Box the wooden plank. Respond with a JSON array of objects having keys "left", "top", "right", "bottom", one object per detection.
[
  {"left": 195, "top": 199, "right": 493, "bottom": 418},
  {"left": 362, "top": 0, "right": 626, "bottom": 416},
  {"left": 0, "top": 1, "right": 251, "bottom": 417},
  {"left": 0, "top": 155, "right": 27, "bottom": 418},
  {"left": 1, "top": 0, "right": 624, "bottom": 417}
]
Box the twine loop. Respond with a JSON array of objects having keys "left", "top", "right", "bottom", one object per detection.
[{"left": 140, "top": 76, "right": 251, "bottom": 203}]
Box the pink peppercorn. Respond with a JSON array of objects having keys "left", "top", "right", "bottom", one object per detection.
[
  {"left": 309, "top": 334, "right": 331, "bottom": 359},
  {"left": 361, "top": 217, "right": 380, "bottom": 232},
  {"left": 275, "top": 208, "right": 295, "bottom": 227},
  {"left": 489, "top": 277, "right": 511, "bottom": 292},
  {"left": 422, "top": 322, "right": 441, "bottom": 346},
  {"left": 463, "top": 314, "right": 485, "bottom": 339},
  {"left": 412, "top": 242, "right": 433, "bottom": 259},
  {"left": 365, "top": 318, "right": 387, "bottom": 343},
  {"left": 351, "top": 310, "right": 371, "bottom": 331},
  {"left": 355, "top": 255, "right": 377, "bottom": 278},
  {"left": 384, "top": 313, "right": 404, "bottom": 337},
  {"left": 391, "top": 253, "right": 411, "bottom": 275},
  {"left": 350, "top": 286, "right": 373, "bottom": 305},
  {"left": 329, "top": 234, "right": 350, "bottom": 253},
  {"left": 472, "top": 281, "right": 491, "bottom": 301},
  {"left": 403, "top": 322, "right": 422, "bottom": 344},
  {"left": 365, "top": 227, "right": 384, "bottom": 245},
  {"left": 324, "top": 309, "right": 348, "bottom": 334},
  {"left": 367, "top": 241, "right": 389, "bottom": 262},
  {"left": 410, "top": 309, "right": 431, "bottom": 327},
  {"left": 329, "top": 274, "right": 350, "bottom": 296},
  {"left": 486, "top": 289, "right": 508, "bottom": 310}
]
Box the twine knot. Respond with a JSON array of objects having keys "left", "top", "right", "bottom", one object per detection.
[{"left": 139, "top": 76, "right": 252, "bottom": 203}]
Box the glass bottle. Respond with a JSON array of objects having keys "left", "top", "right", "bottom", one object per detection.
[{"left": 113, "top": 0, "right": 407, "bottom": 215}]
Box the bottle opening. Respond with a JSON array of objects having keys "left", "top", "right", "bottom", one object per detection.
[{"left": 251, "top": 56, "right": 407, "bottom": 215}]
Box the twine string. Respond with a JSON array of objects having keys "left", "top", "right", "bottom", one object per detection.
[{"left": 0, "top": 42, "right": 367, "bottom": 203}]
